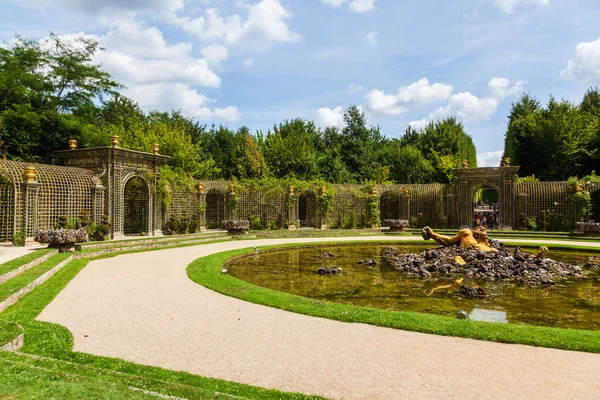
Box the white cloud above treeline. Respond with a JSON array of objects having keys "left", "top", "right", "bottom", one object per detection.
[
  {"left": 562, "top": 37, "right": 600, "bottom": 84},
  {"left": 408, "top": 78, "right": 525, "bottom": 129},
  {"left": 366, "top": 78, "right": 454, "bottom": 116},
  {"left": 316, "top": 106, "right": 345, "bottom": 129},
  {"left": 53, "top": 19, "right": 240, "bottom": 122},
  {"left": 477, "top": 151, "right": 504, "bottom": 167}
]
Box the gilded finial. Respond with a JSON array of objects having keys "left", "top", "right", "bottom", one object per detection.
[
  {"left": 289, "top": 185, "right": 295, "bottom": 196},
  {"left": 320, "top": 186, "right": 327, "bottom": 195},
  {"left": 197, "top": 183, "right": 205, "bottom": 193},
  {"left": 229, "top": 183, "right": 235, "bottom": 194},
  {"left": 24, "top": 166, "right": 36, "bottom": 182},
  {"left": 69, "top": 139, "right": 77, "bottom": 150},
  {"left": 371, "top": 186, "right": 378, "bottom": 196},
  {"left": 112, "top": 136, "right": 120, "bottom": 147},
  {"left": 503, "top": 157, "right": 511, "bottom": 166},
  {"left": 153, "top": 143, "right": 159, "bottom": 155},
  {"left": 461, "top": 159, "right": 469, "bottom": 169}
]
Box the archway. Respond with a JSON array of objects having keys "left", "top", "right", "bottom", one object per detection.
[
  {"left": 379, "top": 191, "right": 400, "bottom": 220},
  {"left": 299, "top": 191, "right": 317, "bottom": 228},
  {"left": 0, "top": 173, "right": 14, "bottom": 242},
  {"left": 123, "top": 177, "right": 149, "bottom": 235},
  {"left": 206, "top": 189, "right": 225, "bottom": 229},
  {"left": 472, "top": 187, "right": 500, "bottom": 229},
  {"left": 592, "top": 189, "right": 600, "bottom": 221}
]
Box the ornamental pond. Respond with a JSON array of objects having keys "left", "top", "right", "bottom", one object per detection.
[{"left": 227, "top": 244, "right": 600, "bottom": 331}]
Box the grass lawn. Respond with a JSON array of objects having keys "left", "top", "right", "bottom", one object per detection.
[{"left": 0, "top": 248, "right": 55, "bottom": 276}]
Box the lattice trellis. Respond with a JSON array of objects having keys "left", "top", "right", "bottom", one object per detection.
[{"left": 0, "top": 160, "right": 101, "bottom": 240}]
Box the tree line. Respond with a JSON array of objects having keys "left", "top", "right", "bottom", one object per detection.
[{"left": 503, "top": 89, "right": 600, "bottom": 181}]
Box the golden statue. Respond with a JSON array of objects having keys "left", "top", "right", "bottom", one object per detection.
[
  {"left": 403, "top": 187, "right": 410, "bottom": 196},
  {"left": 502, "top": 157, "right": 511, "bottom": 166},
  {"left": 461, "top": 159, "right": 469, "bottom": 169},
  {"left": 423, "top": 226, "right": 498, "bottom": 252}
]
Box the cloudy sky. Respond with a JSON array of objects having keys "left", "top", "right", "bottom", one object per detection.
[{"left": 1, "top": 0, "right": 599, "bottom": 166}]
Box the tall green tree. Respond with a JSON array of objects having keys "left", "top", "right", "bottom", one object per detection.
[
  {"left": 236, "top": 128, "right": 268, "bottom": 179},
  {"left": 263, "top": 118, "right": 318, "bottom": 179},
  {"left": 0, "top": 34, "right": 120, "bottom": 162},
  {"left": 504, "top": 92, "right": 599, "bottom": 180}
]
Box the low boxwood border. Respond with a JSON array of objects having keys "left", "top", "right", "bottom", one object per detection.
[{"left": 187, "top": 241, "right": 600, "bottom": 354}]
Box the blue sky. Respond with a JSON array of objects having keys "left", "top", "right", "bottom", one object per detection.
[{"left": 1, "top": 0, "right": 600, "bottom": 166}]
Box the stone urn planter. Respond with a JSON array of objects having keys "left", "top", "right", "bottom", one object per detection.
[
  {"left": 382, "top": 219, "right": 410, "bottom": 232},
  {"left": 221, "top": 220, "right": 250, "bottom": 235},
  {"left": 35, "top": 228, "right": 88, "bottom": 252}
]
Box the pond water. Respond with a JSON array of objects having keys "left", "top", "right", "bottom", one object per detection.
[{"left": 227, "top": 244, "right": 600, "bottom": 330}]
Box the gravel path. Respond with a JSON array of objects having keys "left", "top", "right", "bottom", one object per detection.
[{"left": 38, "top": 237, "right": 600, "bottom": 400}]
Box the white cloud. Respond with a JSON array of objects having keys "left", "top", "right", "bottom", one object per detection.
[
  {"left": 347, "top": 82, "right": 364, "bottom": 94},
  {"left": 48, "top": 22, "right": 238, "bottom": 122},
  {"left": 493, "top": 0, "right": 549, "bottom": 14},
  {"left": 125, "top": 83, "right": 239, "bottom": 121},
  {"left": 201, "top": 44, "right": 229, "bottom": 68},
  {"left": 96, "top": 50, "right": 221, "bottom": 88},
  {"left": 409, "top": 78, "right": 525, "bottom": 126},
  {"left": 316, "top": 106, "right": 345, "bottom": 129},
  {"left": 561, "top": 37, "right": 600, "bottom": 83},
  {"left": 101, "top": 19, "right": 191, "bottom": 59},
  {"left": 366, "top": 31, "right": 378, "bottom": 46},
  {"left": 320, "top": 0, "right": 347, "bottom": 7},
  {"left": 408, "top": 118, "right": 430, "bottom": 130},
  {"left": 477, "top": 151, "right": 504, "bottom": 167},
  {"left": 366, "top": 78, "right": 454, "bottom": 115},
  {"left": 175, "top": 0, "right": 301, "bottom": 50},
  {"left": 487, "top": 77, "right": 527, "bottom": 99},
  {"left": 242, "top": 58, "right": 255, "bottom": 67},
  {"left": 17, "top": 0, "right": 184, "bottom": 15},
  {"left": 349, "top": 0, "right": 376, "bottom": 12},
  {"left": 320, "top": 0, "right": 376, "bottom": 12}
]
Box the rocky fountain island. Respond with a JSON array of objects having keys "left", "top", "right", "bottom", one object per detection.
[
  {"left": 227, "top": 227, "right": 600, "bottom": 329},
  {"left": 383, "top": 226, "right": 592, "bottom": 299}
]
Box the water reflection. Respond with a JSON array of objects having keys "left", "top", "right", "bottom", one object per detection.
[
  {"left": 227, "top": 244, "right": 600, "bottom": 330},
  {"left": 470, "top": 308, "right": 508, "bottom": 323}
]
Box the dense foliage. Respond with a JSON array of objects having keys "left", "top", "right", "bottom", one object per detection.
[
  {"left": 0, "top": 34, "right": 478, "bottom": 185},
  {"left": 503, "top": 89, "right": 600, "bottom": 180}
]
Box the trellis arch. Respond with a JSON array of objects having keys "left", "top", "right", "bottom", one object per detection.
[
  {"left": 298, "top": 190, "right": 317, "bottom": 228},
  {"left": 123, "top": 176, "right": 151, "bottom": 235},
  {"left": 453, "top": 166, "right": 520, "bottom": 228},
  {"left": 0, "top": 172, "right": 15, "bottom": 242},
  {"left": 205, "top": 189, "right": 226, "bottom": 229},
  {"left": 379, "top": 191, "right": 400, "bottom": 220}
]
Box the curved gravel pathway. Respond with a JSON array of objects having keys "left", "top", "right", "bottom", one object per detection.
[{"left": 38, "top": 237, "right": 600, "bottom": 400}]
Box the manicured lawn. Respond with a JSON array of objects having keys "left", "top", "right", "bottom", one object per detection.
[
  {"left": 0, "top": 253, "right": 72, "bottom": 302},
  {"left": 0, "top": 248, "right": 55, "bottom": 276}
]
